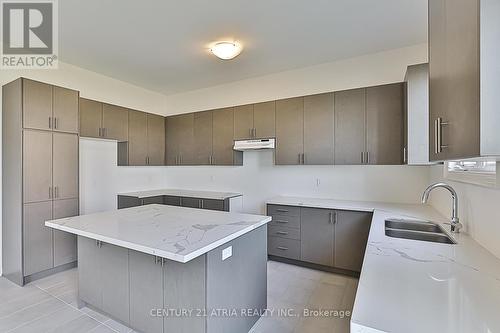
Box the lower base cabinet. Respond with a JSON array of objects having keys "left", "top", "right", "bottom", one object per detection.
[
  {"left": 117, "top": 194, "right": 229, "bottom": 212},
  {"left": 267, "top": 204, "right": 372, "bottom": 273}
]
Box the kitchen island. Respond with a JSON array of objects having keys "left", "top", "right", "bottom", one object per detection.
[{"left": 45, "top": 204, "right": 271, "bottom": 333}]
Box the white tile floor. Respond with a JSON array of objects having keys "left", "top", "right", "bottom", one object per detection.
[{"left": 0, "top": 261, "right": 357, "bottom": 333}]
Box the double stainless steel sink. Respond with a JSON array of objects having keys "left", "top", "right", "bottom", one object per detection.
[{"left": 385, "top": 218, "right": 456, "bottom": 244}]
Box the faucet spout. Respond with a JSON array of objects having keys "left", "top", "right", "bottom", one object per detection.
[{"left": 421, "top": 182, "right": 462, "bottom": 233}]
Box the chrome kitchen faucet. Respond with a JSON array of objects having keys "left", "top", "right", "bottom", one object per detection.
[{"left": 421, "top": 182, "right": 462, "bottom": 233}]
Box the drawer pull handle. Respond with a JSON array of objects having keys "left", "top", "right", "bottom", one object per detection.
[
  {"left": 277, "top": 246, "right": 289, "bottom": 251},
  {"left": 276, "top": 209, "right": 289, "bottom": 213},
  {"left": 274, "top": 220, "right": 289, "bottom": 224},
  {"left": 276, "top": 231, "right": 289, "bottom": 235}
]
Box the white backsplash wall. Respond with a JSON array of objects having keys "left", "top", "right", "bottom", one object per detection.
[
  {"left": 79, "top": 138, "right": 167, "bottom": 214},
  {"left": 428, "top": 165, "right": 500, "bottom": 259},
  {"left": 164, "top": 150, "right": 431, "bottom": 214}
]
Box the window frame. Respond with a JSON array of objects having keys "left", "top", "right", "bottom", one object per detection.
[{"left": 444, "top": 159, "right": 498, "bottom": 188}]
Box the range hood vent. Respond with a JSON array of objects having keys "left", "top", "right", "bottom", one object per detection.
[{"left": 233, "top": 138, "right": 275, "bottom": 151}]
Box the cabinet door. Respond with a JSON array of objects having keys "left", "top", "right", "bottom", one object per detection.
[
  {"left": 23, "top": 130, "right": 52, "bottom": 203},
  {"left": 212, "top": 107, "right": 236, "bottom": 165},
  {"left": 181, "top": 197, "right": 201, "bottom": 209},
  {"left": 79, "top": 98, "right": 102, "bottom": 138},
  {"left": 275, "top": 97, "right": 304, "bottom": 165},
  {"left": 304, "top": 93, "right": 334, "bottom": 165},
  {"left": 334, "top": 211, "right": 371, "bottom": 272},
  {"left": 300, "top": 208, "right": 334, "bottom": 267},
  {"left": 147, "top": 114, "right": 166, "bottom": 165},
  {"left": 253, "top": 101, "right": 276, "bottom": 139},
  {"left": 165, "top": 116, "right": 179, "bottom": 165},
  {"left": 101, "top": 243, "right": 130, "bottom": 324},
  {"left": 193, "top": 111, "right": 213, "bottom": 165},
  {"left": 165, "top": 196, "right": 181, "bottom": 206},
  {"left": 177, "top": 113, "right": 195, "bottom": 165},
  {"left": 234, "top": 104, "right": 254, "bottom": 140},
  {"left": 78, "top": 236, "right": 102, "bottom": 308},
  {"left": 53, "top": 133, "right": 78, "bottom": 200},
  {"left": 334, "top": 89, "right": 366, "bottom": 165},
  {"left": 202, "top": 199, "right": 225, "bottom": 211},
  {"left": 53, "top": 86, "right": 79, "bottom": 133},
  {"left": 129, "top": 251, "right": 163, "bottom": 333},
  {"left": 128, "top": 110, "right": 148, "bottom": 166},
  {"left": 23, "top": 201, "right": 53, "bottom": 276},
  {"left": 23, "top": 79, "right": 53, "bottom": 131},
  {"left": 53, "top": 199, "right": 78, "bottom": 266},
  {"left": 102, "top": 104, "right": 129, "bottom": 141},
  {"left": 366, "top": 84, "right": 404, "bottom": 165}
]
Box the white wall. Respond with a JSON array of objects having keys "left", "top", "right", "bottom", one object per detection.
[
  {"left": 0, "top": 62, "right": 169, "bottom": 275},
  {"left": 165, "top": 151, "right": 431, "bottom": 214},
  {"left": 164, "top": 44, "right": 428, "bottom": 114},
  {"left": 428, "top": 165, "right": 500, "bottom": 259}
]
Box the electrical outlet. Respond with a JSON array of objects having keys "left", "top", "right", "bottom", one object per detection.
[{"left": 222, "top": 246, "right": 232, "bottom": 260}]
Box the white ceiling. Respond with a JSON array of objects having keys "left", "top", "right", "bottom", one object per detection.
[{"left": 59, "top": 0, "right": 427, "bottom": 95}]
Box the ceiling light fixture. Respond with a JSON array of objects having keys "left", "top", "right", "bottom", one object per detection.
[{"left": 210, "top": 41, "right": 243, "bottom": 60}]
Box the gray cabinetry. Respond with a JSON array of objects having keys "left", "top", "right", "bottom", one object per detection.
[
  {"left": 23, "top": 201, "right": 53, "bottom": 276},
  {"left": 78, "top": 238, "right": 130, "bottom": 325},
  {"left": 166, "top": 113, "right": 195, "bottom": 165},
  {"left": 267, "top": 204, "right": 372, "bottom": 273},
  {"left": 147, "top": 113, "right": 166, "bottom": 165},
  {"left": 334, "top": 210, "right": 372, "bottom": 272},
  {"left": 101, "top": 243, "right": 130, "bottom": 324},
  {"left": 300, "top": 207, "right": 334, "bottom": 267},
  {"left": 334, "top": 88, "right": 366, "bottom": 165},
  {"left": 212, "top": 107, "right": 241, "bottom": 165},
  {"left": 303, "top": 93, "right": 334, "bottom": 165},
  {"left": 3, "top": 78, "right": 79, "bottom": 286},
  {"left": 126, "top": 111, "right": 165, "bottom": 166},
  {"left": 118, "top": 194, "right": 232, "bottom": 212},
  {"left": 79, "top": 98, "right": 102, "bottom": 138},
  {"left": 129, "top": 252, "right": 164, "bottom": 333},
  {"left": 234, "top": 102, "right": 275, "bottom": 140},
  {"left": 53, "top": 199, "right": 79, "bottom": 266},
  {"left": 180, "top": 197, "right": 202, "bottom": 209},
  {"left": 275, "top": 97, "right": 304, "bottom": 165},
  {"left": 194, "top": 111, "right": 213, "bottom": 165},
  {"left": 127, "top": 110, "right": 148, "bottom": 165},
  {"left": 366, "top": 83, "right": 404, "bottom": 165}
]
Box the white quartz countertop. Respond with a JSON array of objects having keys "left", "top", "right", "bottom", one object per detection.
[
  {"left": 117, "top": 189, "right": 242, "bottom": 200},
  {"left": 268, "top": 196, "right": 500, "bottom": 333},
  {"left": 45, "top": 205, "right": 270, "bottom": 263}
]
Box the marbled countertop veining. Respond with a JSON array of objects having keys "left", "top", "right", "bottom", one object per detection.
[
  {"left": 45, "top": 205, "right": 270, "bottom": 263},
  {"left": 268, "top": 196, "right": 500, "bottom": 333},
  {"left": 117, "top": 188, "right": 242, "bottom": 200}
]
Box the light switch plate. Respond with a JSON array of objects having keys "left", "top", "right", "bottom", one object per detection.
[{"left": 222, "top": 246, "right": 232, "bottom": 261}]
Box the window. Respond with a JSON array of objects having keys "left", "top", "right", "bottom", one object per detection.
[{"left": 444, "top": 159, "right": 498, "bottom": 187}]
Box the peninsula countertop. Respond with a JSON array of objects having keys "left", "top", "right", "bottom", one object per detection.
[
  {"left": 267, "top": 196, "right": 500, "bottom": 333},
  {"left": 45, "top": 204, "right": 270, "bottom": 263},
  {"left": 117, "top": 188, "right": 242, "bottom": 200}
]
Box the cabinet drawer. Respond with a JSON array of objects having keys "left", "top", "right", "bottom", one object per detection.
[
  {"left": 142, "top": 196, "right": 164, "bottom": 205},
  {"left": 268, "top": 236, "right": 300, "bottom": 260},
  {"left": 268, "top": 225, "right": 300, "bottom": 240},
  {"left": 267, "top": 204, "right": 300, "bottom": 217},
  {"left": 270, "top": 215, "right": 300, "bottom": 229}
]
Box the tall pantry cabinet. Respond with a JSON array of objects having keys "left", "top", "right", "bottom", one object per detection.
[{"left": 3, "top": 78, "right": 79, "bottom": 286}]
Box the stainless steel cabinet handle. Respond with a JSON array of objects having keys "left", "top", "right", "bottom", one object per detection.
[
  {"left": 276, "top": 209, "right": 289, "bottom": 213},
  {"left": 366, "top": 151, "right": 370, "bottom": 164},
  {"left": 403, "top": 147, "right": 407, "bottom": 164},
  {"left": 298, "top": 153, "right": 301, "bottom": 164},
  {"left": 329, "top": 212, "right": 333, "bottom": 224},
  {"left": 333, "top": 211, "right": 337, "bottom": 224},
  {"left": 361, "top": 152, "right": 364, "bottom": 164},
  {"left": 274, "top": 220, "right": 289, "bottom": 224},
  {"left": 49, "top": 187, "right": 52, "bottom": 199},
  {"left": 54, "top": 117, "right": 57, "bottom": 129},
  {"left": 96, "top": 240, "right": 103, "bottom": 248},
  {"left": 435, "top": 117, "right": 449, "bottom": 154},
  {"left": 276, "top": 231, "right": 288, "bottom": 235},
  {"left": 277, "top": 246, "right": 289, "bottom": 251},
  {"left": 249, "top": 128, "right": 253, "bottom": 138},
  {"left": 54, "top": 186, "right": 58, "bottom": 198},
  {"left": 199, "top": 199, "right": 203, "bottom": 209}
]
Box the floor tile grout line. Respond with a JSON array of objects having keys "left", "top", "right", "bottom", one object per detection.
[
  {"left": 0, "top": 295, "right": 60, "bottom": 320},
  {"left": 33, "top": 285, "right": 121, "bottom": 333}
]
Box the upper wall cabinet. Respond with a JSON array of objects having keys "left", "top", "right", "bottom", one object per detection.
[
  {"left": 404, "top": 63, "right": 434, "bottom": 165},
  {"left": 80, "top": 98, "right": 129, "bottom": 141},
  {"left": 275, "top": 97, "right": 304, "bottom": 165},
  {"left": 335, "top": 84, "right": 404, "bottom": 165},
  {"left": 234, "top": 101, "right": 275, "bottom": 140},
  {"left": 303, "top": 93, "right": 334, "bottom": 165},
  {"left": 429, "top": 0, "right": 500, "bottom": 160},
  {"left": 125, "top": 111, "right": 165, "bottom": 166},
  {"left": 23, "top": 79, "right": 79, "bottom": 133},
  {"left": 166, "top": 109, "right": 242, "bottom": 166}
]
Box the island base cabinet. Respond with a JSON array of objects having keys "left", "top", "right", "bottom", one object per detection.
[
  {"left": 129, "top": 252, "right": 164, "bottom": 333},
  {"left": 77, "top": 226, "right": 267, "bottom": 333},
  {"left": 77, "top": 237, "right": 130, "bottom": 325}
]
